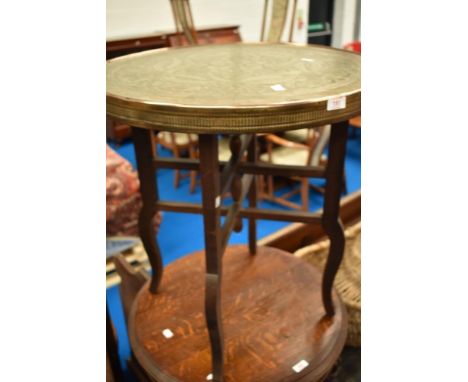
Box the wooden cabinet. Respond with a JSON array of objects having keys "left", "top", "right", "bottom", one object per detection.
[
  {"left": 106, "top": 34, "right": 167, "bottom": 61},
  {"left": 106, "top": 115, "right": 131, "bottom": 143},
  {"left": 167, "top": 25, "right": 241, "bottom": 47}
]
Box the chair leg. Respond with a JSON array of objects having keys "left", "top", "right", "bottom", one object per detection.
[
  {"left": 188, "top": 142, "right": 198, "bottom": 193},
  {"left": 301, "top": 178, "right": 309, "bottom": 211},
  {"left": 267, "top": 175, "right": 274, "bottom": 197},
  {"left": 174, "top": 170, "right": 181, "bottom": 189},
  {"left": 258, "top": 175, "right": 265, "bottom": 201},
  {"left": 172, "top": 146, "right": 181, "bottom": 189},
  {"left": 309, "top": 183, "right": 325, "bottom": 195},
  {"left": 189, "top": 171, "right": 197, "bottom": 193}
]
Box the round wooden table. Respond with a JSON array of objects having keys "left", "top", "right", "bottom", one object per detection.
[{"left": 107, "top": 43, "right": 360, "bottom": 382}]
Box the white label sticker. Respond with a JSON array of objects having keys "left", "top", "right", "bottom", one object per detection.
[
  {"left": 206, "top": 373, "right": 213, "bottom": 380},
  {"left": 292, "top": 360, "right": 309, "bottom": 373},
  {"left": 215, "top": 196, "right": 221, "bottom": 208},
  {"left": 271, "top": 84, "right": 286, "bottom": 91},
  {"left": 327, "top": 96, "right": 346, "bottom": 111},
  {"left": 162, "top": 329, "right": 174, "bottom": 339}
]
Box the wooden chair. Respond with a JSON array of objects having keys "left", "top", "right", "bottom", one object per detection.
[
  {"left": 259, "top": 125, "right": 347, "bottom": 207},
  {"left": 154, "top": 132, "right": 198, "bottom": 193},
  {"left": 258, "top": 0, "right": 330, "bottom": 209},
  {"left": 165, "top": 1, "right": 247, "bottom": 193},
  {"left": 168, "top": 1, "right": 241, "bottom": 47},
  {"left": 282, "top": 125, "right": 337, "bottom": 194},
  {"left": 259, "top": 128, "right": 321, "bottom": 210},
  {"left": 260, "top": 0, "right": 299, "bottom": 42},
  {"left": 153, "top": 1, "right": 200, "bottom": 193},
  {"left": 169, "top": 0, "right": 198, "bottom": 46},
  {"left": 218, "top": 135, "right": 236, "bottom": 162}
]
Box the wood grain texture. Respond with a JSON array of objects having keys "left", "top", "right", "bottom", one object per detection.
[{"left": 128, "top": 245, "right": 347, "bottom": 382}]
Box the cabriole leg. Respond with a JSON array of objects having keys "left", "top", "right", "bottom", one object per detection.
[
  {"left": 132, "top": 127, "right": 164, "bottom": 294},
  {"left": 199, "top": 134, "right": 225, "bottom": 382},
  {"left": 321, "top": 121, "right": 349, "bottom": 316}
]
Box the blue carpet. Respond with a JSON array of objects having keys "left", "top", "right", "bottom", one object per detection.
[{"left": 107, "top": 127, "right": 361, "bottom": 375}]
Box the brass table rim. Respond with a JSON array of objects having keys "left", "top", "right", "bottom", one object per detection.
[
  {"left": 106, "top": 42, "right": 361, "bottom": 133},
  {"left": 107, "top": 89, "right": 360, "bottom": 110}
]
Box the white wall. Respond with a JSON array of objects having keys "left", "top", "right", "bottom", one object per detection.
[
  {"left": 332, "top": 0, "right": 360, "bottom": 48},
  {"left": 107, "top": 0, "right": 309, "bottom": 43}
]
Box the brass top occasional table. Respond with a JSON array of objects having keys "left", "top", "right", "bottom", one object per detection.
[{"left": 107, "top": 43, "right": 361, "bottom": 382}]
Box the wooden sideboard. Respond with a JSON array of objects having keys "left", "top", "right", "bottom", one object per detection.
[{"left": 106, "top": 25, "right": 242, "bottom": 143}]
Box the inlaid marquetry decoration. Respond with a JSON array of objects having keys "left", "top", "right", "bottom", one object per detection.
[{"left": 106, "top": 43, "right": 361, "bottom": 133}]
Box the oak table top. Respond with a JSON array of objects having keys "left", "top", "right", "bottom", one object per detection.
[
  {"left": 129, "top": 245, "right": 347, "bottom": 382},
  {"left": 106, "top": 42, "right": 361, "bottom": 134}
]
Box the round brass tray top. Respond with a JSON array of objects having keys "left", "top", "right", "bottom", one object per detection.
[{"left": 106, "top": 43, "right": 361, "bottom": 134}]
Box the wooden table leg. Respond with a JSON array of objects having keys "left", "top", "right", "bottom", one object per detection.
[
  {"left": 132, "top": 127, "right": 164, "bottom": 294},
  {"left": 247, "top": 134, "right": 257, "bottom": 255},
  {"left": 322, "top": 121, "right": 349, "bottom": 316},
  {"left": 198, "top": 134, "right": 225, "bottom": 382}
]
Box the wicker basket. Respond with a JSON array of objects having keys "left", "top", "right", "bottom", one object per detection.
[{"left": 294, "top": 222, "right": 361, "bottom": 347}]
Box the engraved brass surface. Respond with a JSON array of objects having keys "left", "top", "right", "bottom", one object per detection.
[{"left": 106, "top": 43, "right": 361, "bottom": 133}]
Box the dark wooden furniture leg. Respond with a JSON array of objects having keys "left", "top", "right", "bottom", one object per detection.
[
  {"left": 132, "top": 127, "right": 164, "bottom": 294},
  {"left": 113, "top": 254, "right": 150, "bottom": 324},
  {"left": 172, "top": 141, "right": 182, "bottom": 189},
  {"left": 188, "top": 140, "right": 198, "bottom": 193},
  {"left": 106, "top": 303, "right": 123, "bottom": 382},
  {"left": 198, "top": 134, "right": 225, "bottom": 382},
  {"left": 247, "top": 134, "right": 257, "bottom": 255},
  {"left": 322, "top": 121, "right": 349, "bottom": 316},
  {"left": 128, "top": 354, "right": 152, "bottom": 382}
]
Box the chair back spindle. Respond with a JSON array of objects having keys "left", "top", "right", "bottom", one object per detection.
[
  {"left": 261, "top": 0, "right": 298, "bottom": 43},
  {"left": 170, "top": 0, "right": 199, "bottom": 45}
]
